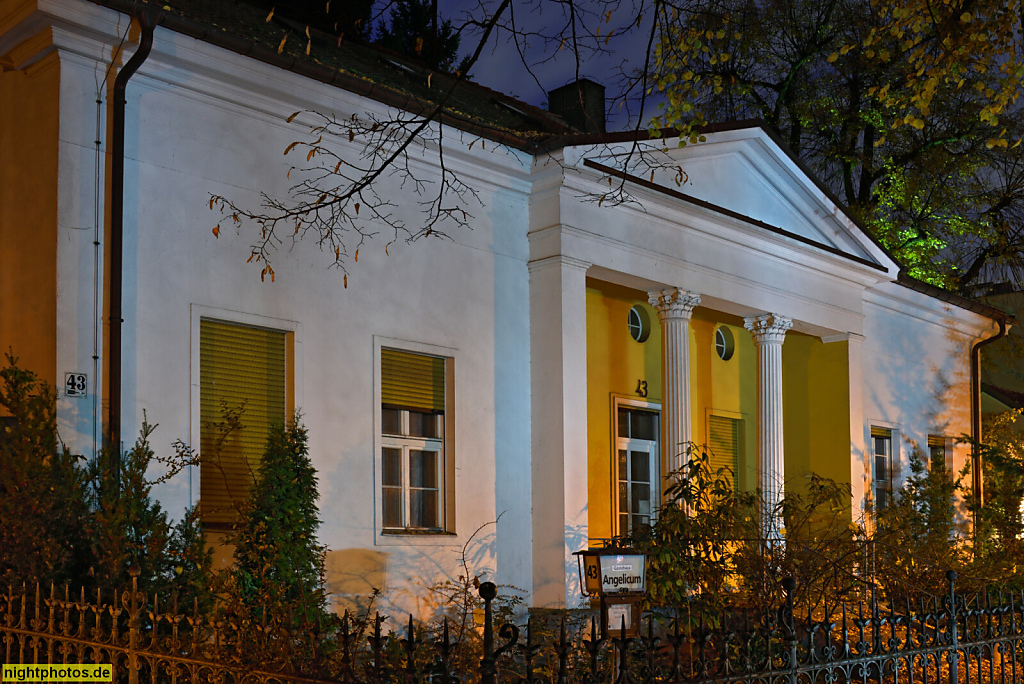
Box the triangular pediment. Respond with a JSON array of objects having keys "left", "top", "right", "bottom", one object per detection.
[{"left": 581, "top": 125, "right": 897, "bottom": 274}]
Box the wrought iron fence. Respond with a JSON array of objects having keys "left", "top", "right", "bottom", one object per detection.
[
  {"left": 3, "top": 571, "right": 1024, "bottom": 684},
  {"left": 0, "top": 569, "right": 332, "bottom": 684}
]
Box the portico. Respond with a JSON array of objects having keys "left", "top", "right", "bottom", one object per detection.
[{"left": 528, "top": 127, "right": 897, "bottom": 608}]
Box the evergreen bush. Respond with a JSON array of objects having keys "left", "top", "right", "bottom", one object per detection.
[
  {"left": 872, "top": 450, "right": 967, "bottom": 598},
  {"left": 230, "top": 416, "right": 329, "bottom": 627},
  {"left": 0, "top": 354, "right": 213, "bottom": 604},
  {"left": 0, "top": 352, "right": 93, "bottom": 586}
]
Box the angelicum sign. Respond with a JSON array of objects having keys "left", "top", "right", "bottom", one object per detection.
[{"left": 599, "top": 553, "right": 645, "bottom": 593}]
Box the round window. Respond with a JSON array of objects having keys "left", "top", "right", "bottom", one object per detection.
[
  {"left": 628, "top": 305, "right": 651, "bottom": 343},
  {"left": 715, "top": 326, "right": 735, "bottom": 360}
]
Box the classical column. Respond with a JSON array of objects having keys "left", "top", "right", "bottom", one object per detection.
[
  {"left": 648, "top": 288, "right": 701, "bottom": 473},
  {"left": 743, "top": 313, "right": 793, "bottom": 537}
]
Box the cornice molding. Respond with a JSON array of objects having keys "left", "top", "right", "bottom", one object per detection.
[
  {"left": 527, "top": 254, "right": 591, "bottom": 274},
  {"left": 0, "top": 25, "right": 53, "bottom": 70}
]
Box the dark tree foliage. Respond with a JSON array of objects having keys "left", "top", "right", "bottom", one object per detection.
[
  {"left": 87, "top": 422, "right": 214, "bottom": 605},
  {"left": 0, "top": 352, "right": 93, "bottom": 586},
  {"left": 652, "top": 0, "right": 1024, "bottom": 296},
  {"left": 0, "top": 354, "right": 213, "bottom": 602},
  {"left": 231, "top": 418, "right": 328, "bottom": 625},
  {"left": 165, "top": 505, "right": 216, "bottom": 614},
  {"left": 873, "top": 451, "right": 965, "bottom": 598},
  {"left": 375, "top": 0, "right": 467, "bottom": 73},
  {"left": 89, "top": 420, "right": 175, "bottom": 594},
  {"left": 963, "top": 413, "right": 1024, "bottom": 584}
]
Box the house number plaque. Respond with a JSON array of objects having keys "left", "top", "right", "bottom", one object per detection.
[{"left": 65, "top": 373, "right": 87, "bottom": 398}]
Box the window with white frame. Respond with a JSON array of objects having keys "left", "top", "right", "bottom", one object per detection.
[
  {"left": 615, "top": 402, "right": 660, "bottom": 535},
  {"left": 871, "top": 427, "right": 894, "bottom": 511},
  {"left": 380, "top": 348, "right": 448, "bottom": 532}
]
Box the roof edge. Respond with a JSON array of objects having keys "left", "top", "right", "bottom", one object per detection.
[
  {"left": 981, "top": 382, "right": 1024, "bottom": 410},
  {"left": 85, "top": 0, "right": 555, "bottom": 152},
  {"left": 538, "top": 119, "right": 764, "bottom": 152},
  {"left": 583, "top": 159, "right": 887, "bottom": 273},
  {"left": 896, "top": 272, "right": 1013, "bottom": 323},
  {"left": 549, "top": 120, "right": 902, "bottom": 269}
]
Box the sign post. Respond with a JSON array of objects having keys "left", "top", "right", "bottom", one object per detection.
[{"left": 574, "top": 547, "right": 647, "bottom": 638}]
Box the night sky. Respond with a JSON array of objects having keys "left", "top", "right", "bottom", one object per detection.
[{"left": 435, "top": 0, "right": 657, "bottom": 130}]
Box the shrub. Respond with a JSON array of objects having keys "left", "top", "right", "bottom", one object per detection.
[
  {"left": 165, "top": 504, "right": 216, "bottom": 613},
  {"left": 230, "top": 416, "right": 329, "bottom": 627},
  {"left": 0, "top": 352, "right": 93, "bottom": 586},
  {"left": 871, "top": 449, "right": 967, "bottom": 598},
  {"left": 958, "top": 414, "right": 1024, "bottom": 591},
  {"left": 628, "top": 444, "right": 755, "bottom": 614},
  {"left": 0, "top": 353, "right": 213, "bottom": 602},
  {"left": 630, "top": 445, "right": 864, "bottom": 619},
  {"left": 88, "top": 419, "right": 176, "bottom": 594}
]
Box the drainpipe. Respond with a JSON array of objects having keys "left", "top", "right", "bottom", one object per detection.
[
  {"left": 107, "top": 8, "right": 156, "bottom": 485},
  {"left": 970, "top": 316, "right": 1008, "bottom": 512}
]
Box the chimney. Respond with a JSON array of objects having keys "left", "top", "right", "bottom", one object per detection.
[{"left": 548, "top": 78, "right": 606, "bottom": 134}]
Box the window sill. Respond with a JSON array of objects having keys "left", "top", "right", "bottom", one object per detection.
[{"left": 375, "top": 528, "right": 462, "bottom": 547}]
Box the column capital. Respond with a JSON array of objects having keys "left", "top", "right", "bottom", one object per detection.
[
  {"left": 647, "top": 288, "right": 701, "bottom": 320},
  {"left": 744, "top": 313, "right": 793, "bottom": 345}
]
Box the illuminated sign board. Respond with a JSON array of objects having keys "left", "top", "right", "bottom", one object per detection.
[{"left": 599, "top": 553, "right": 645, "bottom": 594}]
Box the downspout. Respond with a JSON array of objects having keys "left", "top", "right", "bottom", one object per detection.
[
  {"left": 107, "top": 8, "right": 156, "bottom": 483},
  {"left": 970, "top": 316, "right": 1008, "bottom": 512}
]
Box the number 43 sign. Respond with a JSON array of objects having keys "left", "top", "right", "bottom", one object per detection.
[{"left": 65, "top": 372, "right": 88, "bottom": 398}]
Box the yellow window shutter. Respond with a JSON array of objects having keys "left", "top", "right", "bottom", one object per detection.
[
  {"left": 707, "top": 415, "right": 739, "bottom": 489},
  {"left": 381, "top": 348, "right": 445, "bottom": 413},
  {"left": 200, "top": 319, "right": 287, "bottom": 527}
]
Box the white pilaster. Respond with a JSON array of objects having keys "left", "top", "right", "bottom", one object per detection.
[
  {"left": 648, "top": 288, "right": 701, "bottom": 473},
  {"left": 529, "top": 254, "right": 590, "bottom": 608},
  {"left": 844, "top": 333, "right": 868, "bottom": 517},
  {"left": 744, "top": 313, "right": 793, "bottom": 536}
]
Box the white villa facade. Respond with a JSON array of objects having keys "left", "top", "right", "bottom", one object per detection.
[{"left": 0, "top": 0, "right": 1003, "bottom": 615}]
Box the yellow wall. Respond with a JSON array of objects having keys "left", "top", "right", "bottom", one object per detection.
[
  {"left": 782, "top": 335, "right": 852, "bottom": 497},
  {"left": 689, "top": 311, "right": 758, "bottom": 491},
  {"left": 0, "top": 47, "right": 59, "bottom": 391},
  {"left": 587, "top": 283, "right": 855, "bottom": 535},
  {"left": 586, "top": 280, "right": 661, "bottom": 540}
]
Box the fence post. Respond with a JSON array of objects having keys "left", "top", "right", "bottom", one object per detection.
[
  {"left": 124, "top": 565, "right": 144, "bottom": 684},
  {"left": 403, "top": 614, "right": 417, "bottom": 684},
  {"left": 479, "top": 582, "right": 498, "bottom": 684},
  {"left": 782, "top": 577, "right": 797, "bottom": 684},
  {"left": 947, "top": 570, "right": 959, "bottom": 684}
]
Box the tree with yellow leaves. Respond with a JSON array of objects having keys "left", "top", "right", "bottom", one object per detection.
[{"left": 651, "top": 0, "right": 1024, "bottom": 295}]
